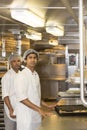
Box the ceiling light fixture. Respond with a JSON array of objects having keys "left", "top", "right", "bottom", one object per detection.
[
  {"left": 25, "top": 31, "right": 42, "bottom": 41},
  {"left": 46, "top": 26, "right": 64, "bottom": 36},
  {"left": 10, "top": 9, "right": 45, "bottom": 27}
]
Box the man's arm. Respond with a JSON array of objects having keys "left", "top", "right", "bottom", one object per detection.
[
  {"left": 21, "top": 98, "right": 52, "bottom": 117},
  {"left": 4, "top": 96, "right": 16, "bottom": 118}
]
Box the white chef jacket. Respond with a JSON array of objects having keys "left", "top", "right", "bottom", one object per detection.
[
  {"left": 1, "top": 68, "right": 20, "bottom": 121},
  {"left": 14, "top": 67, "right": 42, "bottom": 130}
]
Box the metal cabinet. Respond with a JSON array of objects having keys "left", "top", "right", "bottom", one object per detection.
[{"left": 36, "top": 46, "right": 67, "bottom": 99}]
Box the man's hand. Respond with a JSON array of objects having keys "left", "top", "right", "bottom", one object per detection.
[
  {"left": 9, "top": 108, "right": 16, "bottom": 118},
  {"left": 38, "top": 108, "right": 53, "bottom": 118}
]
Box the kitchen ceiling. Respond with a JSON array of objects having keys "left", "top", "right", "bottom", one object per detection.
[{"left": 0, "top": 0, "right": 87, "bottom": 44}]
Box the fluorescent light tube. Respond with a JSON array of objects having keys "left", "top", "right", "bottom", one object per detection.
[
  {"left": 11, "top": 9, "right": 45, "bottom": 27},
  {"left": 46, "top": 26, "right": 64, "bottom": 36},
  {"left": 25, "top": 31, "right": 42, "bottom": 40}
]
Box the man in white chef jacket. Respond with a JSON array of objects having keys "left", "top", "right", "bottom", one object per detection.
[
  {"left": 1, "top": 53, "right": 22, "bottom": 130},
  {"left": 14, "top": 49, "right": 56, "bottom": 130}
]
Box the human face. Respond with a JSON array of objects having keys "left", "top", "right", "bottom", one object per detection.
[
  {"left": 10, "top": 57, "right": 21, "bottom": 72},
  {"left": 26, "top": 53, "right": 38, "bottom": 69}
]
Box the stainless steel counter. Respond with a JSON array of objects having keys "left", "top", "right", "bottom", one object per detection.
[{"left": 36, "top": 111, "right": 87, "bottom": 130}]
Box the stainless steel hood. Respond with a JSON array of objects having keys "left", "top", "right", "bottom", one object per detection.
[
  {"left": 0, "top": 0, "right": 80, "bottom": 44},
  {"left": 0, "top": 0, "right": 87, "bottom": 45}
]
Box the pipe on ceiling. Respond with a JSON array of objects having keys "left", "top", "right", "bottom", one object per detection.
[{"left": 61, "top": 0, "right": 78, "bottom": 24}]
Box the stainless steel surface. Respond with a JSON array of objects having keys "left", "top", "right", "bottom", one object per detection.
[
  {"left": 0, "top": 0, "right": 85, "bottom": 45},
  {"left": 58, "top": 91, "right": 80, "bottom": 97},
  {"left": 36, "top": 112, "right": 87, "bottom": 130},
  {"left": 58, "top": 98, "right": 82, "bottom": 105},
  {"left": 79, "top": 0, "right": 87, "bottom": 107},
  {"left": 67, "top": 53, "right": 79, "bottom": 89},
  {"left": 57, "top": 90, "right": 87, "bottom": 112},
  {"left": 41, "top": 80, "right": 58, "bottom": 99},
  {"left": 36, "top": 48, "right": 67, "bottom": 99},
  {"left": 68, "top": 53, "right": 79, "bottom": 76},
  {"left": 37, "top": 64, "right": 66, "bottom": 79}
]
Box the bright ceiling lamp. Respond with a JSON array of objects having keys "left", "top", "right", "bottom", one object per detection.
[
  {"left": 25, "top": 31, "right": 42, "bottom": 41},
  {"left": 10, "top": 9, "right": 45, "bottom": 27},
  {"left": 46, "top": 26, "right": 64, "bottom": 36}
]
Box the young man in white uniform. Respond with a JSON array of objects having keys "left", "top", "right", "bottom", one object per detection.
[
  {"left": 14, "top": 49, "right": 56, "bottom": 130},
  {"left": 1, "top": 53, "right": 22, "bottom": 130}
]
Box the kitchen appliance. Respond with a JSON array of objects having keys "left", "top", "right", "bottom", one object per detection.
[
  {"left": 36, "top": 46, "right": 67, "bottom": 99},
  {"left": 55, "top": 90, "right": 87, "bottom": 115},
  {"left": 56, "top": 67, "right": 87, "bottom": 115}
]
